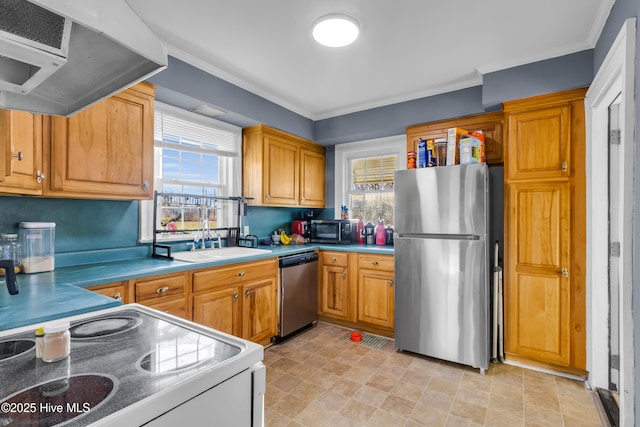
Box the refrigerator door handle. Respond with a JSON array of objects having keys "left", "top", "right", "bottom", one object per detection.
[{"left": 398, "top": 233, "right": 481, "bottom": 240}]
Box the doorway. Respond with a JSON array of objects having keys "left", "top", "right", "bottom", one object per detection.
[{"left": 585, "top": 17, "right": 635, "bottom": 427}]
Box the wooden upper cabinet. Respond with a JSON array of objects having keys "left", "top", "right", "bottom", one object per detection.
[
  {"left": 0, "top": 109, "right": 44, "bottom": 195},
  {"left": 300, "top": 148, "right": 326, "bottom": 207},
  {"left": 406, "top": 111, "right": 504, "bottom": 166},
  {"left": 505, "top": 105, "right": 570, "bottom": 181},
  {"left": 263, "top": 134, "right": 299, "bottom": 206},
  {"left": 46, "top": 82, "right": 155, "bottom": 199},
  {"left": 243, "top": 124, "right": 326, "bottom": 207}
]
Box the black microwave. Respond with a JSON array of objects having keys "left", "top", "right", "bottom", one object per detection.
[{"left": 310, "top": 220, "right": 351, "bottom": 244}]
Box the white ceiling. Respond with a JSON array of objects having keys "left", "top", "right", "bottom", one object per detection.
[{"left": 127, "top": 0, "right": 613, "bottom": 121}]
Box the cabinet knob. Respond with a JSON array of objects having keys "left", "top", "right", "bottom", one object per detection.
[
  {"left": 142, "top": 180, "right": 150, "bottom": 191},
  {"left": 114, "top": 292, "right": 122, "bottom": 301},
  {"left": 342, "top": 270, "right": 347, "bottom": 279},
  {"left": 156, "top": 286, "right": 169, "bottom": 294},
  {"left": 265, "top": 194, "right": 270, "bottom": 200},
  {"left": 331, "top": 257, "right": 337, "bottom": 262},
  {"left": 561, "top": 268, "right": 569, "bottom": 278},
  {"left": 245, "top": 289, "right": 253, "bottom": 297},
  {"left": 237, "top": 271, "right": 246, "bottom": 277},
  {"left": 561, "top": 162, "right": 568, "bottom": 172},
  {"left": 233, "top": 292, "right": 238, "bottom": 301},
  {"left": 36, "top": 170, "right": 46, "bottom": 183},
  {"left": 13, "top": 152, "right": 23, "bottom": 161},
  {"left": 371, "top": 260, "right": 378, "bottom": 265},
  {"left": 388, "top": 279, "right": 394, "bottom": 287}
]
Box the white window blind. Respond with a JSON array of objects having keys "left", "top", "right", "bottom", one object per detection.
[{"left": 139, "top": 102, "right": 242, "bottom": 243}]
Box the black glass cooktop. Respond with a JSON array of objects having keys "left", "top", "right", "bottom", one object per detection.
[
  {"left": 1, "top": 374, "right": 115, "bottom": 426},
  {"left": 0, "top": 308, "right": 245, "bottom": 426},
  {"left": 0, "top": 340, "right": 35, "bottom": 361}
]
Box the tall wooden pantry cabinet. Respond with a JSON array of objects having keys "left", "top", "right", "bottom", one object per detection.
[{"left": 503, "top": 88, "right": 587, "bottom": 375}]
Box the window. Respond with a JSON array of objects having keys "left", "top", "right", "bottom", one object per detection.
[
  {"left": 334, "top": 135, "right": 405, "bottom": 226},
  {"left": 139, "top": 102, "right": 241, "bottom": 242}
]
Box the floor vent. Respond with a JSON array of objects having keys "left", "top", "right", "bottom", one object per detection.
[{"left": 344, "top": 331, "right": 392, "bottom": 351}]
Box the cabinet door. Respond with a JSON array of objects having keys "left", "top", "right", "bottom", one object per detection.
[
  {"left": 262, "top": 135, "right": 299, "bottom": 205},
  {"left": 89, "top": 282, "right": 129, "bottom": 303},
  {"left": 320, "top": 265, "right": 350, "bottom": 320},
  {"left": 357, "top": 269, "right": 394, "bottom": 329},
  {"left": 506, "top": 105, "right": 570, "bottom": 181},
  {"left": 300, "top": 148, "right": 325, "bottom": 207},
  {"left": 242, "top": 277, "right": 277, "bottom": 343},
  {"left": 47, "top": 83, "right": 154, "bottom": 199},
  {"left": 505, "top": 181, "right": 571, "bottom": 366},
  {"left": 0, "top": 109, "right": 43, "bottom": 195},
  {"left": 193, "top": 287, "right": 241, "bottom": 337}
]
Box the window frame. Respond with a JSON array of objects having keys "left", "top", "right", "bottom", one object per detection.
[
  {"left": 334, "top": 135, "right": 406, "bottom": 221},
  {"left": 139, "top": 102, "right": 242, "bottom": 243}
]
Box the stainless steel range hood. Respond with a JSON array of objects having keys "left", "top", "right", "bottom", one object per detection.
[{"left": 0, "top": 0, "right": 167, "bottom": 117}]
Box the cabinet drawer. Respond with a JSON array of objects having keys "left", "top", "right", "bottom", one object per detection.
[
  {"left": 145, "top": 298, "right": 189, "bottom": 320},
  {"left": 358, "top": 254, "right": 394, "bottom": 271},
  {"left": 135, "top": 273, "right": 186, "bottom": 303},
  {"left": 193, "top": 259, "right": 277, "bottom": 293},
  {"left": 321, "top": 251, "right": 348, "bottom": 267}
]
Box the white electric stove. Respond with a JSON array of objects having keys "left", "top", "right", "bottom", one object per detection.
[{"left": 0, "top": 304, "right": 265, "bottom": 426}]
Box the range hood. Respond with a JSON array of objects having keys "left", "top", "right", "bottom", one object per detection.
[{"left": 0, "top": 0, "right": 167, "bottom": 117}]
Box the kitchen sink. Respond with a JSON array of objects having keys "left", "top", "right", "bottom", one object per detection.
[{"left": 172, "top": 247, "right": 271, "bottom": 263}]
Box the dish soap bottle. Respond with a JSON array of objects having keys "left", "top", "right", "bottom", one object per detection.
[{"left": 375, "top": 218, "right": 386, "bottom": 245}]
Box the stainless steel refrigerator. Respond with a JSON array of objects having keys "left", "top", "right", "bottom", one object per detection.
[{"left": 394, "top": 163, "right": 490, "bottom": 373}]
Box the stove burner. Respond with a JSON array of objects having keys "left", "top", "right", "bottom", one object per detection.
[
  {"left": 70, "top": 316, "right": 141, "bottom": 339},
  {"left": 0, "top": 340, "right": 35, "bottom": 361},
  {"left": 0, "top": 374, "right": 116, "bottom": 426}
]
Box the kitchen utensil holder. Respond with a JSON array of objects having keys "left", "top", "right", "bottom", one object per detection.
[{"left": 151, "top": 191, "right": 253, "bottom": 260}]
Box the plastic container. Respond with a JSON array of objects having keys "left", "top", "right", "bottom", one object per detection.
[
  {"left": 42, "top": 321, "right": 70, "bottom": 362},
  {"left": 435, "top": 139, "right": 448, "bottom": 166},
  {"left": 19, "top": 222, "right": 56, "bottom": 274},
  {"left": 375, "top": 219, "right": 386, "bottom": 245},
  {"left": 0, "top": 233, "right": 20, "bottom": 273}
]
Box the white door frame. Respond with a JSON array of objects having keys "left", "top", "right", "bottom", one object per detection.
[{"left": 585, "top": 17, "right": 635, "bottom": 427}]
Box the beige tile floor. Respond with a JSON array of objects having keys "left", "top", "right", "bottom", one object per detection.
[{"left": 264, "top": 322, "right": 605, "bottom": 427}]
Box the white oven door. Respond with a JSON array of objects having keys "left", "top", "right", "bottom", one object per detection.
[{"left": 143, "top": 362, "right": 265, "bottom": 427}]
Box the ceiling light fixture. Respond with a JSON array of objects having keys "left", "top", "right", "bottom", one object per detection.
[{"left": 312, "top": 14, "right": 359, "bottom": 48}]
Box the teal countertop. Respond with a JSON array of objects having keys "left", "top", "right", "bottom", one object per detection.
[
  {"left": 0, "top": 283, "right": 122, "bottom": 331},
  {"left": 1, "top": 243, "right": 393, "bottom": 331}
]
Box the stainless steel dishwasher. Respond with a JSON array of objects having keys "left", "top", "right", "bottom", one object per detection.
[{"left": 275, "top": 252, "right": 319, "bottom": 343}]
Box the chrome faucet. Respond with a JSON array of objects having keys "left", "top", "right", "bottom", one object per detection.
[
  {"left": 211, "top": 232, "right": 222, "bottom": 249},
  {"left": 0, "top": 260, "right": 19, "bottom": 295}
]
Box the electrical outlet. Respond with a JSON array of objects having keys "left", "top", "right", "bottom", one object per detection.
[{"left": 243, "top": 226, "right": 250, "bottom": 236}]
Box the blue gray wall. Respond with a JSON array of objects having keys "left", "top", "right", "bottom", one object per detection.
[
  {"left": 0, "top": 41, "right": 596, "bottom": 269},
  {"left": 592, "top": 0, "right": 640, "bottom": 419}
]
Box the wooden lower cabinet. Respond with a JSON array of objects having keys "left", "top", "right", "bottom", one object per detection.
[
  {"left": 192, "top": 258, "right": 277, "bottom": 345},
  {"left": 193, "top": 287, "right": 241, "bottom": 337},
  {"left": 319, "top": 251, "right": 354, "bottom": 322},
  {"left": 242, "top": 277, "right": 277, "bottom": 343},
  {"left": 318, "top": 251, "right": 394, "bottom": 337},
  {"left": 88, "top": 281, "right": 130, "bottom": 303},
  {"left": 357, "top": 254, "right": 395, "bottom": 330},
  {"left": 357, "top": 268, "right": 394, "bottom": 329},
  {"left": 132, "top": 272, "right": 190, "bottom": 321}
]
